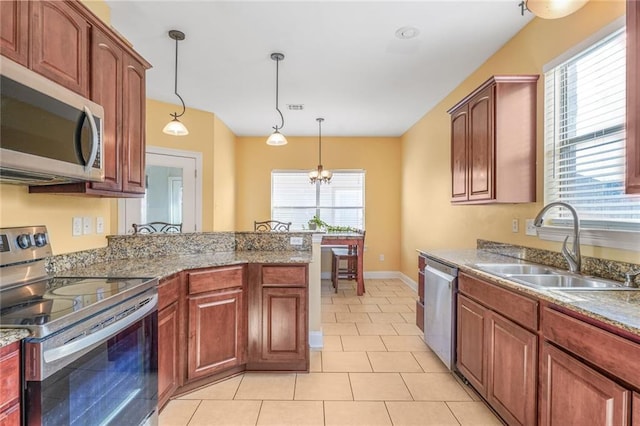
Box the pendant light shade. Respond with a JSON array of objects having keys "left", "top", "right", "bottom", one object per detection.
[
  {"left": 163, "top": 30, "right": 189, "bottom": 136},
  {"left": 525, "top": 0, "right": 588, "bottom": 19},
  {"left": 309, "top": 118, "right": 332, "bottom": 184},
  {"left": 266, "top": 52, "right": 287, "bottom": 146}
]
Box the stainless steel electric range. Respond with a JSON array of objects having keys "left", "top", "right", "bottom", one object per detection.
[{"left": 0, "top": 226, "right": 159, "bottom": 426}]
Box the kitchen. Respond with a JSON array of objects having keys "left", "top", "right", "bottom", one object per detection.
[{"left": 1, "top": 0, "right": 639, "bottom": 425}]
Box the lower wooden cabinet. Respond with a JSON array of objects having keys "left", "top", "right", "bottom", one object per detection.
[
  {"left": 539, "top": 342, "right": 630, "bottom": 426},
  {"left": 261, "top": 287, "right": 307, "bottom": 362},
  {"left": 634, "top": 393, "right": 640, "bottom": 426},
  {"left": 0, "top": 341, "right": 20, "bottom": 426},
  {"left": 457, "top": 294, "right": 487, "bottom": 394},
  {"left": 157, "top": 274, "right": 183, "bottom": 410}
]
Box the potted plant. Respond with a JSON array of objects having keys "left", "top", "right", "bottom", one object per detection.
[{"left": 307, "top": 215, "right": 325, "bottom": 231}]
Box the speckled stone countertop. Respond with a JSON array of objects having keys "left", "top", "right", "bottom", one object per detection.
[
  {"left": 56, "top": 250, "right": 312, "bottom": 279},
  {"left": 418, "top": 249, "right": 640, "bottom": 339},
  {"left": 0, "top": 329, "right": 30, "bottom": 348}
]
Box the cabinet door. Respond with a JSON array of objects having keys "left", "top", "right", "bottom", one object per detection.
[
  {"left": 627, "top": 0, "right": 640, "bottom": 194},
  {"left": 158, "top": 302, "right": 179, "bottom": 409},
  {"left": 633, "top": 393, "right": 640, "bottom": 426},
  {"left": 456, "top": 294, "right": 487, "bottom": 395},
  {"left": 188, "top": 289, "right": 246, "bottom": 380},
  {"left": 30, "top": 1, "right": 89, "bottom": 96},
  {"left": 90, "top": 28, "right": 123, "bottom": 192},
  {"left": 121, "top": 54, "right": 146, "bottom": 194},
  {"left": 0, "top": 0, "right": 28, "bottom": 65},
  {"left": 487, "top": 312, "right": 537, "bottom": 426},
  {"left": 0, "top": 341, "right": 20, "bottom": 425},
  {"left": 468, "top": 87, "right": 494, "bottom": 201},
  {"left": 261, "top": 287, "right": 307, "bottom": 362},
  {"left": 540, "top": 342, "right": 630, "bottom": 426},
  {"left": 451, "top": 108, "right": 468, "bottom": 201}
]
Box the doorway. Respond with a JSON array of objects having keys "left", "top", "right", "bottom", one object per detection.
[{"left": 118, "top": 146, "right": 202, "bottom": 234}]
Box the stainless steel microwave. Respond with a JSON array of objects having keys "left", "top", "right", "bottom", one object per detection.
[{"left": 0, "top": 58, "right": 104, "bottom": 185}]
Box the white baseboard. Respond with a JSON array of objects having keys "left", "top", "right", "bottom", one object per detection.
[
  {"left": 309, "top": 330, "right": 323, "bottom": 349},
  {"left": 398, "top": 272, "right": 417, "bottom": 292},
  {"left": 320, "top": 270, "right": 418, "bottom": 292}
]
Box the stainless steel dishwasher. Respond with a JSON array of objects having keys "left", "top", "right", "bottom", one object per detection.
[{"left": 423, "top": 257, "right": 458, "bottom": 370}]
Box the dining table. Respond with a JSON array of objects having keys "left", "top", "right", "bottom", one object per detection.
[{"left": 321, "top": 232, "right": 365, "bottom": 296}]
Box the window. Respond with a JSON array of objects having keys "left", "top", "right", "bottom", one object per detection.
[
  {"left": 543, "top": 25, "right": 640, "bottom": 233},
  {"left": 271, "top": 170, "right": 365, "bottom": 230}
]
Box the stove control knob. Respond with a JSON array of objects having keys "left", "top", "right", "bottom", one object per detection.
[
  {"left": 16, "top": 234, "right": 31, "bottom": 249},
  {"left": 34, "top": 233, "right": 47, "bottom": 247}
]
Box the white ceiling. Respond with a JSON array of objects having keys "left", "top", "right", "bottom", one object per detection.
[{"left": 106, "top": 1, "right": 533, "bottom": 137}]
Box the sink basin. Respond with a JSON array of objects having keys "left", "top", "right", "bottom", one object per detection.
[
  {"left": 508, "top": 274, "right": 624, "bottom": 290},
  {"left": 474, "top": 263, "right": 555, "bottom": 275}
]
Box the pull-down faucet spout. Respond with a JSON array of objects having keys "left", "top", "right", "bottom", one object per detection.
[{"left": 534, "top": 202, "right": 581, "bottom": 273}]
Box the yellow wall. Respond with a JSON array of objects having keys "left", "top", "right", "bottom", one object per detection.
[
  {"left": 213, "top": 116, "right": 237, "bottom": 231},
  {"left": 400, "top": 0, "right": 637, "bottom": 281},
  {"left": 235, "top": 136, "right": 401, "bottom": 272}
]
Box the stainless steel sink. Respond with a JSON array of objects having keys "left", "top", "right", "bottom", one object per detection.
[
  {"left": 473, "top": 263, "right": 555, "bottom": 275},
  {"left": 507, "top": 274, "right": 624, "bottom": 290}
]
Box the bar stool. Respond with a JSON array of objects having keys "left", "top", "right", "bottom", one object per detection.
[{"left": 331, "top": 243, "right": 362, "bottom": 293}]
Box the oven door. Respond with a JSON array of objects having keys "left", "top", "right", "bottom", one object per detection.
[{"left": 23, "top": 292, "right": 158, "bottom": 426}]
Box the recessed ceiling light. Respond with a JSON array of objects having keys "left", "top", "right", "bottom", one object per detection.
[
  {"left": 395, "top": 26, "right": 420, "bottom": 40},
  {"left": 287, "top": 104, "right": 304, "bottom": 111}
]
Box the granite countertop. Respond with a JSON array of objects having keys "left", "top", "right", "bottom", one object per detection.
[
  {"left": 0, "top": 328, "right": 31, "bottom": 348},
  {"left": 418, "top": 249, "right": 640, "bottom": 339},
  {"left": 55, "top": 250, "right": 312, "bottom": 279}
]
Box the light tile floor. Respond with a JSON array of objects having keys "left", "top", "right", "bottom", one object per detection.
[{"left": 159, "top": 279, "right": 502, "bottom": 425}]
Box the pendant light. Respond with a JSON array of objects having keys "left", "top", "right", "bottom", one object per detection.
[
  {"left": 162, "top": 30, "right": 189, "bottom": 136},
  {"left": 309, "top": 118, "right": 332, "bottom": 184},
  {"left": 266, "top": 52, "right": 288, "bottom": 146},
  {"left": 524, "top": 0, "right": 588, "bottom": 19}
]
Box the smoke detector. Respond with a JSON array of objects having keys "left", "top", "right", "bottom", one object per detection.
[{"left": 395, "top": 26, "right": 420, "bottom": 40}]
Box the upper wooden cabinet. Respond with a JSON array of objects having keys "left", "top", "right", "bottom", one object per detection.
[
  {"left": 627, "top": 0, "right": 640, "bottom": 194},
  {"left": 448, "top": 75, "right": 539, "bottom": 204},
  {"left": 0, "top": 0, "right": 28, "bottom": 65},
  {"left": 20, "top": 0, "right": 151, "bottom": 198}
]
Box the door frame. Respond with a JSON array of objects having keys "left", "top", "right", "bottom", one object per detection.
[{"left": 118, "top": 145, "right": 203, "bottom": 234}]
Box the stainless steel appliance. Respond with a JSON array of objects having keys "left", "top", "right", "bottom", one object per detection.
[
  {"left": 423, "top": 257, "right": 458, "bottom": 370},
  {"left": 0, "top": 58, "right": 104, "bottom": 185},
  {"left": 0, "top": 226, "right": 158, "bottom": 425}
]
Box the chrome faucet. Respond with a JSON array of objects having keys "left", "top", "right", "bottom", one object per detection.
[
  {"left": 624, "top": 270, "right": 640, "bottom": 288},
  {"left": 534, "top": 202, "right": 581, "bottom": 273}
]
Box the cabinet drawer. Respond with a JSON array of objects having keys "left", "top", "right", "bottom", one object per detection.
[
  {"left": 542, "top": 306, "right": 640, "bottom": 389},
  {"left": 0, "top": 403, "right": 20, "bottom": 426},
  {"left": 0, "top": 342, "right": 20, "bottom": 412},
  {"left": 418, "top": 255, "right": 426, "bottom": 271},
  {"left": 158, "top": 274, "right": 181, "bottom": 311},
  {"left": 188, "top": 265, "right": 244, "bottom": 295},
  {"left": 261, "top": 265, "right": 307, "bottom": 287},
  {"left": 459, "top": 273, "right": 538, "bottom": 331}
]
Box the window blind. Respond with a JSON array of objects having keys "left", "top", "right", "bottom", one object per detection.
[
  {"left": 544, "top": 27, "right": 640, "bottom": 229},
  {"left": 271, "top": 170, "right": 365, "bottom": 230}
]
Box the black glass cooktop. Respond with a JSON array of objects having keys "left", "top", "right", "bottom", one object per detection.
[{"left": 0, "top": 277, "right": 156, "bottom": 337}]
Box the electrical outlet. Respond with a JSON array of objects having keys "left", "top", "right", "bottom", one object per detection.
[
  {"left": 83, "top": 217, "right": 92, "bottom": 235},
  {"left": 289, "top": 236, "right": 303, "bottom": 245},
  {"left": 96, "top": 217, "right": 104, "bottom": 234},
  {"left": 379, "top": 254, "right": 385, "bottom": 261},
  {"left": 525, "top": 219, "right": 537, "bottom": 236},
  {"left": 72, "top": 217, "right": 82, "bottom": 236},
  {"left": 512, "top": 218, "right": 519, "bottom": 233}
]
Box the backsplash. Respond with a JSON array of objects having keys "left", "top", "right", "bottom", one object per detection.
[
  {"left": 477, "top": 239, "right": 639, "bottom": 283},
  {"left": 47, "top": 231, "right": 313, "bottom": 274}
]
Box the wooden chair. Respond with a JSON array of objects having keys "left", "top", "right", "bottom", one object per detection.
[
  {"left": 132, "top": 222, "right": 182, "bottom": 234},
  {"left": 254, "top": 220, "right": 292, "bottom": 232},
  {"left": 331, "top": 230, "right": 365, "bottom": 293}
]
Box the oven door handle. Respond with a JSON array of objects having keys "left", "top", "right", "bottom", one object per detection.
[{"left": 43, "top": 294, "right": 157, "bottom": 364}]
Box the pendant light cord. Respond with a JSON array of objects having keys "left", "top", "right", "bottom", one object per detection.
[
  {"left": 173, "top": 36, "right": 186, "bottom": 119},
  {"left": 318, "top": 118, "right": 322, "bottom": 165},
  {"left": 273, "top": 56, "right": 285, "bottom": 131}
]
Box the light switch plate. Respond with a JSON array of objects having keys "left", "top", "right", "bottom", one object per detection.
[
  {"left": 525, "top": 219, "right": 537, "bottom": 236},
  {"left": 512, "top": 219, "right": 519, "bottom": 233},
  {"left": 72, "top": 217, "right": 82, "bottom": 236},
  {"left": 83, "top": 217, "right": 92, "bottom": 235},
  {"left": 96, "top": 217, "right": 104, "bottom": 234},
  {"left": 290, "top": 236, "right": 303, "bottom": 245}
]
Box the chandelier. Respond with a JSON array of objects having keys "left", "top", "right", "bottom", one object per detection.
[{"left": 309, "top": 118, "right": 332, "bottom": 184}]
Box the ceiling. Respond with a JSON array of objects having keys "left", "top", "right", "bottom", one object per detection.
[{"left": 106, "top": 1, "right": 533, "bottom": 137}]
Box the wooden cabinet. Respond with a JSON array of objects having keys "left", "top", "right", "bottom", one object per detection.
[
  {"left": 539, "top": 342, "right": 630, "bottom": 426},
  {"left": 30, "top": 0, "right": 89, "bottom": 96},
  {"left": 0, "top": 341, "right": 21, "bottom": 426},
  {"left": 248, "top": 264, "right": 309, "bottom": 371},
  {"left": 416, "top": 255, "right": 425, "bottom": 332},
  {"left": 0, "top": 0, "right": 28, "bottom": 66},
  {"left": 157, "top": 274, "right": 183, "bottom": 410},
  {"left": 634, "top": 393, "right": 640, "bottom": 426},
  {"left": 121, "top": 54, "right": 147, "bottom": 194},
  {"left": 448, "top": 75, "right": 538, "bottom": 204},
  {"left": 186, "top": 266, "right": 247, "bottom": 381},
  {"left": 456, "top": 273, "right": 538, "bottom": 425},
  {"left": 627, "top": 0, "right": 640, "bottom": 194}
]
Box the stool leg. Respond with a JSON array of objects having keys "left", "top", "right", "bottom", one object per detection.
[{"left": 332, "top": 254, "right": 338, "bottom": 293}]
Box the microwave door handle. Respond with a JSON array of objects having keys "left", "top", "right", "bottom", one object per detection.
[{"left": 83, "top": 105, "right": 99, "bottom": 173}]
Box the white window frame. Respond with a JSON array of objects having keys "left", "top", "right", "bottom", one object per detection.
[
  {"left": 539, "top": 16, "right": 640, "bottom": 251},
  {"left": 271, "top": 169, "right": 365, "bottom": 230}
]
